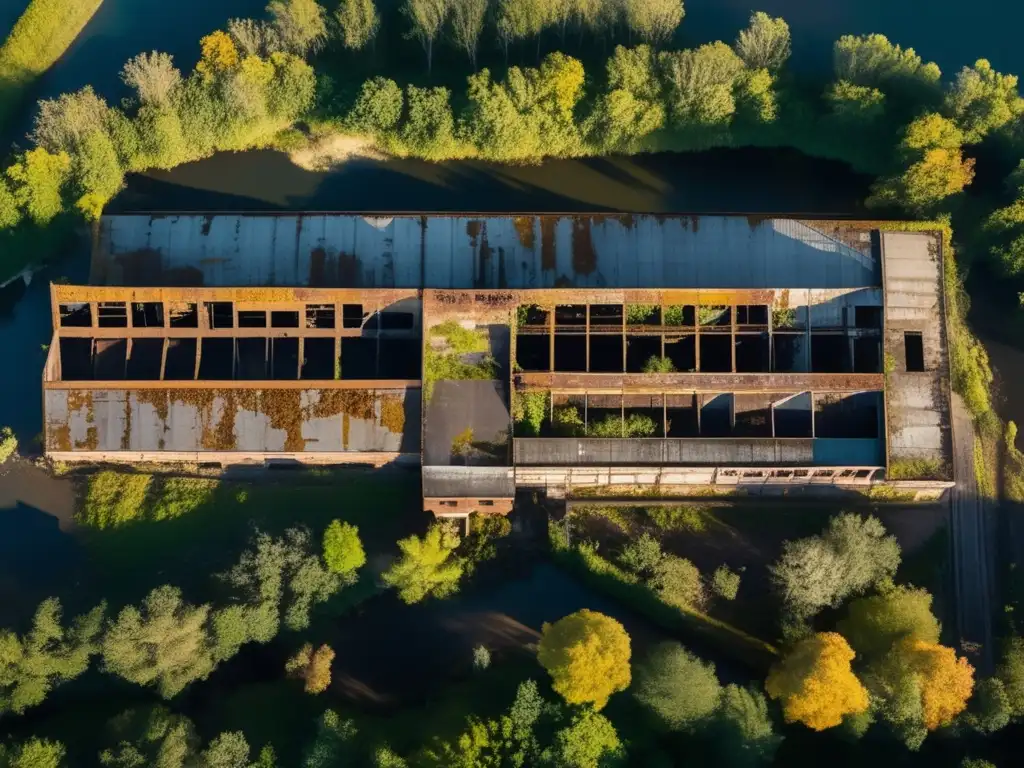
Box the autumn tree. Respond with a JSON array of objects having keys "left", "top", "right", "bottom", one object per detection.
[
  {"left": 838, "top": 584, "right": 940, "bottom": 658},
  {"left": 335, "top": 0, "right": 380, "bottom": 51},
  {"left": 322, "top": 520, "right": 366, "bottom": 576},
  {"left": 771, "top": 513, "right": 900, "bottom": 619},
  {"left": 945, "top": 59, "right": 1024, "bottom": 143},
  {"left": 734, "top": 12, "right": 790, "bottom": 72},
  {"left": 537, "top": 609, "right": 631, "bottom": 709},
  {"left": 864, "top": 638, "right": 974, "bottom": 749},
  {"left": 765, "top": 632, "right": 869, "bottom": 731},
  {"left": 622, "top": 0, "right": 683, "bottom": 47},
  {"left": 0, "top": 598, "right": 104, "bottom": 716},
  {"left": 102, "top": 586, "right": 216, "bottom": 698},
  {"left": 286, "top": 643, "right": 335, "bottom": 693},
  {"left": 448, "top": 0, "right": 487, "bottom": 69},
  {"left": 403, "top": 0, "right": 451, "bottom": 73},
  {"left": 867, "top": 113, "right": 975, "bottom": 213},
  {"left": 632, "top": 642, "right": 721, "bottom": 730},
  {"left": 382, "top": 520, "right": 464, "bottom": 603},
  {"left": 196, "top": 31, "right": 240, "bottom": 79}
]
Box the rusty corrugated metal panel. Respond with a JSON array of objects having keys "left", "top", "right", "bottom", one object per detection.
[
  {"left": 95, "top": 215, "right": 881, "bottom": 290},
  {"left": 44, "top": 387, "right": 418, "bottom": 454},
  {"left": 512, "top": 438, "right": 817, "bottom": 466}
]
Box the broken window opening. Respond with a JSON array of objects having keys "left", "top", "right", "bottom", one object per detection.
[
  {"left": 97, "top": 302, "right": 128, "bottom": 328},
  {"left": 305, "top": 304, "right": 336, "bottom": 329},
  {"left": 904, "top": 332, "right": 925, "bottom": 372},
  {"left": 197, "top": 338, "right": 234, "bottom": 379},
  {"left": 238, "top": 311, "right": 267, "bottom": 328},
  {"left": 206, "top": 302, "right": 234, "bottom": 329},
  {"left": 342, "top": 304, "right": 365, "bottom": 329},
  {"left": 169, "top": 303, "right": 198, "bottom": 328},
  {"left": 301, "top": 338, "right": 336, "bottom": 380},
  {"left": 131, "top": 302, "right": 163, "bottom": 328},
  {"left": 516, "top": 334, "right": 549, "bottom": 371},
  {"left": 164, "top": 339, "right": 197, "bottom": 380},
  {"left": 59, "top": 303, "right": 92, "bottom": 327},
  {"left": 271, "top": 311, "right": 299, "bottom": 328}
]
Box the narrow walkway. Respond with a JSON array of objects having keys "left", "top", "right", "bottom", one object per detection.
[{"left": 950, "top": 394, "right": 994, "bottom": 673}]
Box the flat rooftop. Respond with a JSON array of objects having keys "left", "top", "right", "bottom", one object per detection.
[{"left": 42, "top": 214, "right": 951, "bottom": 485}]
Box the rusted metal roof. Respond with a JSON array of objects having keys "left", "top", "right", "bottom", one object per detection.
[
  {"left": 94, "top": 214, "right": 880, "bottom": 290},
  {"left": 44, "top": 387, "right": 418, "bottom": 454}
]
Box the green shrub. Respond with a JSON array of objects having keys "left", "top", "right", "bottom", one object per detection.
[
  {"left": 148, "top": 477, "right": 217, "bottom": 521},
  {"left": 646, "top": 505, "right": 706, "bottom": 532},
  {"left": 711, "top": 566, "right": 741, "bottom": 600},
  {"left": 322, "top": 520, "right": 366, "bottom": 575},
  {"left": 552, "top": 405, "right": 586, "bottom": 436},
  {"left": 772, "top": 307, "right": 796, "bottom": 328},
  {"left": 653, "top": 555, "right": 705, "bottom": 609},
  {"left": 626, "top": 304, "right": 657, "bottom": 324},
  {"left": 587, "top": 413, "right": 659, "bottom": 438},
  {"left": 619, "top": 532, "right": 663, "bottom": 576},
  {"left": 662, "top": 306, "right": 686, "bottom": 326},
  {"left": 0, "top": 426, "right": 17, "bottom": 463},
  {"left": 642, "top": 355, "right": 676, "bottom": 373},
  {"left": 887, "top": 457, "right": 945, "bottom": 480},
  {"left": 79, "top": 472, "right": 153, "bottom": 529},
  {"left": 513, "top": 390, "right": 549, "bottom": 436},
  {"left": 698, "top": 306, "right": 728, "bottom": 325},
  {"left": 423, "top": 321, "right": 496, "bottom": 399}
]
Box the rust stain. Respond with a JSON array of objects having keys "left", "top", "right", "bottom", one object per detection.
[
  {"left": 49, "top": 423, "right": 71, "bottom": 452},
  {"left": 121, "top": 394, "right": 132, "bottom": 450},
  {"left": 745, "top": 215, "right": 772, "bottom": 230},
  {"left": 540, "top": 219, "right": 556, "bottom": 271},
  {"left": 309, "top": 247, "right": 326, "bottom": 287},
  {"left": 614, "top": 214, "right": 635, "bottom": 230},
  {"left": 513, "top": 217, "right": 535, "bottom": 249},
  {"left": 380, "top": 395, "right": 406, "bottom": 434},
  {"left": 571, "top": 218, "right": 596, "bottom": 276},
  {"left": 690, "top": 216, "right": 700, "bottom": 233},
  {"left": 338, "top": 252, "right": 360, "bottom": 287},
  {"left": 137, "top": 390, "right": 170, "bottom": 424},
  {"left": 200, "top": 215, "right": 214, "bottom": 236},
  {"left": 342, "top": 412, "right": 350, "bottom": 449},
  {"left": 466, "top": 220, "right": 482, "bottom": 247},
  {"left": 162, "top": 266, "right": 204, "bottom": 286},
  {"left": 476, "top": 226, "right": 492, "bottom": 289},
  {"left": 204, "top": 390, "right": 236, "bottom": 451}
]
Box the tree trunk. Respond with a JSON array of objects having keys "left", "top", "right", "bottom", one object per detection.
[
  {"left": 427, "top": 37, "right": 433, "bottom": 75},
  {"left": 536, "top": 32, "right": 541, "bottom": 63},
  {"left": 471, "top": 46, "right": 477, "bottom": 71}
]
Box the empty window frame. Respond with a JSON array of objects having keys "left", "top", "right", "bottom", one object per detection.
[
  {"left": 305, "top": 304, "right": 335, "bottom": 329},
  {"left": 238, "top": 311, "right": 267, "bottom": 328},
  {"left": 271, "top": 311, "right": 299, "bottom": 328},
  {"left": 904, "top": 332, "right": 925, "bottom": 371},
  {"left": 342, "top": 304, "right": 364, "bottom": 329},
  {"left": 206, "top": 302, "right": 234, "bottom": 329},
  {"left": 97, "top": 302, "right": 128, "bottom": 328},
  {"left": 131, "top": 302, "right": 164, "bottom": 327},
  {"left": 59, "top": 303, "right": 92, "bottom": 327}
]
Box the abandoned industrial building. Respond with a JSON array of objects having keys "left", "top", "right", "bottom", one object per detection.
[{"left": 43, "top": 213, "right": 956, "bottom": 515}]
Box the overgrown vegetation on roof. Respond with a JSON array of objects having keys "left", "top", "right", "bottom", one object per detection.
[
  {"left": 887, "top": 456, "right": 946, "bottom": 481},
  {"left": 423, "top": 321, "right": 497, "bottom": 400}
]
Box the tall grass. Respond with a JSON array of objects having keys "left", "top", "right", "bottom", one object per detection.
[{"left": 0, "top": 0, "right": 104, "bottom": 130}]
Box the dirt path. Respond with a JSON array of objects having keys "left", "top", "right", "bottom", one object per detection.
[{"left": 950, "top": 394, "right": 994, "bottom": 673}]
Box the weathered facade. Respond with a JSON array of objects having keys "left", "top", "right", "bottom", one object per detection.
[{"left": 43, "top": 214, "right": 956, "bottom": 513}]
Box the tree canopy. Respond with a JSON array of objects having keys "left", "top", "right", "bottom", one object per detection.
[
  {"left": 632, "top": 642, "right": 721, "bottom": 730},
  {"left": 766, "top": 632, "right": 870, "bottom": 731},
  {"left": 381, "top": 521, "right": 464, "bottom": 603},
  {"left": 537, "top": 609, "right": 631, "bottom": 709}
]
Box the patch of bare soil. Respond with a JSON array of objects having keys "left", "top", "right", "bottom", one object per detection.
[{"left": 288, "top": 134, "right": 384, "bottom": 171}]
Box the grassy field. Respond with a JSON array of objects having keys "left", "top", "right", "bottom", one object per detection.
[
  {"left": 0, "top": 0, "right": 103, "bottom": 131},
  {"left": 72, "top": 467, "right": 424, "bottom": 610}
]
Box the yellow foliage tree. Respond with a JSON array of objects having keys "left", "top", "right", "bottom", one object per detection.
[
  {"left": 196, "top": 30, "right": 240, "bottom": 78},
  {"left": 537, "top": 609, "right": 631, "bottom": 710},
  {"left": 285, "top": 642, "right": 335, "bottom": 694},
  {"left": 766, "top": 632, "right": 869, "bottom": 730},
  {"left": 898, "top": 638, "right": 975, "bottom": 729}
]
